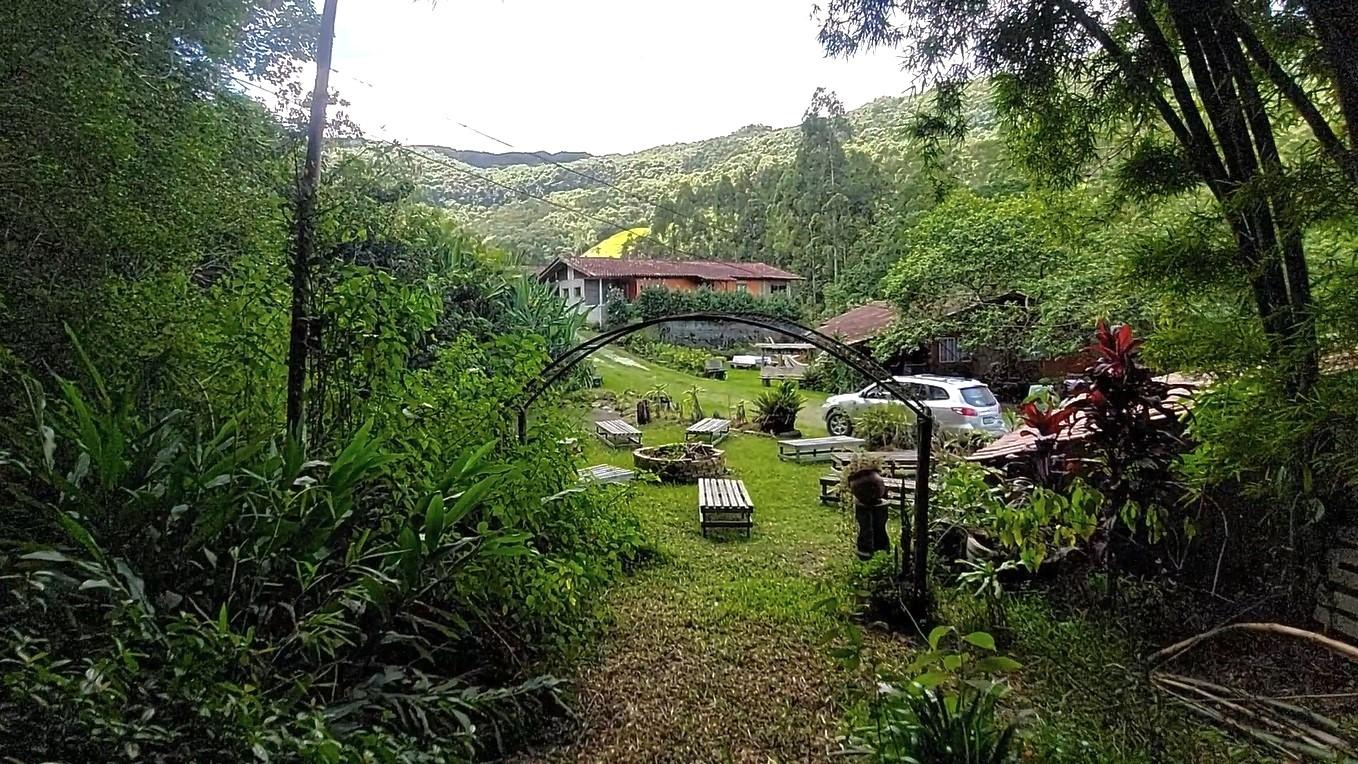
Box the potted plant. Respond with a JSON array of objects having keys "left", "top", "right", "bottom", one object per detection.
[
  {"left": 753, "top": 381, "right": 805, "bottom": 435},
  {"left": 842, "top": 453, "right": 891, "bottom": 560}
]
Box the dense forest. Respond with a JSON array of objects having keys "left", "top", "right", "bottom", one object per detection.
[{"left": 4, "top": 0, "right": 1358, "bottom": 761}]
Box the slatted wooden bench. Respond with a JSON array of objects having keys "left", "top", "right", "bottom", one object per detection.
[
  {"left": 777, "top": 435, "right": 865, "bottom": 462},
  {"left": 685, "top": 417, "right": 731, "bottom": 444},
  {"left": 702, "top": 358, "right": 727, "bottom": 380},
  {"left": 698, "top": 477, "right": 753, "bottom": 538},
  {"left": 819, "top": 475, "right": 917, "bottom": 506},
  {"left": 595, "top": 418, "right": 642, "bottom": 448},
  {"left": 577, "top": 464, "right": 635, "bottom": 485}
]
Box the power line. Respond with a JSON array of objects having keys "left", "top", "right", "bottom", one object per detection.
[
  {"left": 227, "top": 72, "right": 730, "bottom": 263},
  {"left": 324, "top": 68, "right": 751, "bottom": 247}
]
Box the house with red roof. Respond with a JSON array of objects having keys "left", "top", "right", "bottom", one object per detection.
[{"left": 538, "top": 256, "right": 802, "bottom": 326}]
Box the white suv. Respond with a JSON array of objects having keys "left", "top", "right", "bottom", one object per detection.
[{"left": 822, "top": 374, "right": 1008, "bottom": 437}]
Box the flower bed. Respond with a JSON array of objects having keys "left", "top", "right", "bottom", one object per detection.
[{"left": 633, "top": 442, "right": 727, "bottom": 483}]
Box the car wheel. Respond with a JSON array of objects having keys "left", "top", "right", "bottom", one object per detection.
[{"left": 826, "top": 408, "right": 853, "bottom": 436}]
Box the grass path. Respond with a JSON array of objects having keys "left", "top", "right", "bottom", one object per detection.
[{"left": 514, "top": 422, "right": 900, "bottom": 763}]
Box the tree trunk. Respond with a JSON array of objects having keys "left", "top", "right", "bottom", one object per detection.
[
  {"left": 286, "top": 0, "right": 340, "bottom": 435},
  {"left": 1306, "top": 0, "right": 1358, "bottom": 153},
  {"left": 1164, "top": 0, "right": 1318, "bottom": 394}
]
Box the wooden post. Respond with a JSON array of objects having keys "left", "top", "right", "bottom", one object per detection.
[
  {"left": 286, "top": 0, "right": 340, "bottom": 435},
  {"left": 910, "top": 415, "right": 933, "bottom": 602}
]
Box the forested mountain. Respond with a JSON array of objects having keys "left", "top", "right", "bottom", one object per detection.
[
  {"left": 412, "top": 145, "right": 591, "bottom": 169},
  {"left": 403, "top": 88, "right": 1020, "bottom": 262}
]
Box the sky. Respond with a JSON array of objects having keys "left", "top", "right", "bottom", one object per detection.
[{"left": 320, "top": 0, "right": 912, "bottom": 156}]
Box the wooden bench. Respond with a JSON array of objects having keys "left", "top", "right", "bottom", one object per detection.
[
  {"left": 819, "top": 474, "right": 917, "bottom": 506},
  {"left": 760, "top": 365, "right": 806, "bottom": 386},
  {"left": 702, "top": 358, "right": 727, "bottom": 380},
  {"left": 686, "top": 417, "right": 731, "bottom": 444},
  {"left": 777, "top": 435, "right": 865, "bottom": 462},
  {"left": 578, "top": 464, "right": 635, "bottom": 485},
  {"left": 595, "top": 418, "right": 642, "bottom": 448},
  {"left": 698, "top": 477, "right": 754, "bottom": 537}
]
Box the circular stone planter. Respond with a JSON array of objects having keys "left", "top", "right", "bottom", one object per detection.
[{"left": 633, "top": 443, "right": 727, "bottom": 483}]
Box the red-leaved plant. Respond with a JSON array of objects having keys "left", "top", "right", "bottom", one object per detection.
[
  {"left": 1074, "top": 322, "right": 1185, "bottom": 583},
  {"left": 1016, "top": 400, "right": 1079, "bottom": 488}
]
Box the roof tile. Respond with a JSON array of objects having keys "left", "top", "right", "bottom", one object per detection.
[{"left": 552, "top": 256, "right": 802, "bottom": 281}]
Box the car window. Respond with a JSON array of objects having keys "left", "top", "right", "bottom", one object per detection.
[
  {"left": 961, "top": 386, "right": 998, "bottom": 406},
  {"left": 868, "top": 384, "right": 893, "bottom": 399},
  {"left": 919, "top": 384, "right": 949, "bottom": 401}
]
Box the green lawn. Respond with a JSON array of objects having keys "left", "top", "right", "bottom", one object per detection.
[
  {"left": 591, "top": 348, "right": 831, "bottom": 435},
  {"left": 514, "top": 423, "right": 906, "bottom": 762},
  {"left": 517, "top": 353, "right": 1273, "bottom": 763}
]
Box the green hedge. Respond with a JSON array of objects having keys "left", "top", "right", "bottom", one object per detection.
[{"left": 633, "top": 286, "right": 802, "bottom": 323}]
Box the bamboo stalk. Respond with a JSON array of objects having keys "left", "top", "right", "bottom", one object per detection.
[{"left": 1150, "top": 622, "right": 1358, "bottom": 666}]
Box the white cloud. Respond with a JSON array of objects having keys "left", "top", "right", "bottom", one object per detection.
[{"left": 317, "top": 0, "right": 911, "bottom": 155}]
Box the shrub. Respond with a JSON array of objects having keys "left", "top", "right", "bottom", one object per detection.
[
  {"left": 855, "top": 405, "right": 917, "bottom": 449},
  {"left": 754, "top": 381, "right": 805, "bottom": 433},
  {"left": 602, "top": 287, "right": 636, "bottom": 329},
  {"left": 854, "top": 626, "right": 1020, "bottom": 763},
  {"left": 622, "top": 333, "right": 709, "bottom": 376},
  {"left": 633, "top": 286, "right": 803, "bottom": 323},
  {"left": 800, "top": 353, "right": 868, "bottom": 393}
]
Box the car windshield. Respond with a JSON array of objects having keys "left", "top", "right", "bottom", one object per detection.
[{"left": 960, "top": 386, "right": 997, "bottom": 406}]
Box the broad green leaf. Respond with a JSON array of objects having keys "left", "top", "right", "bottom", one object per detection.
[{"left": 962, "top": 631, "right": 997, "bottom": 651}]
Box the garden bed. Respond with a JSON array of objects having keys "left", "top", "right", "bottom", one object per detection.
[{"left": 633, "top": 442, "right": 727, "bottom": 483}]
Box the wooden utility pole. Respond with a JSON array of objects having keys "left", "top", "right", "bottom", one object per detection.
[{"left": 286, "top": 0, "right": 340, "bottom": 435}]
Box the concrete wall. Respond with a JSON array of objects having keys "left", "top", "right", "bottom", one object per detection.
[{"left": 655, "top": 320, "right": 798, "bottom": 349}]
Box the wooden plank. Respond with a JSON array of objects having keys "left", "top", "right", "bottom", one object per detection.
[
  {"left": 1329, "top": 563, "right": 1358, "bottom": 590},
  {"left": 1337, "top": 525, "right": 1358, "bottom": 548},
  {"left": 1331, "top": 547, "right": 1358, "bottom": 569},
  {"left": 1331, "top": 589, "right": 1358, "bottom": 619},
  {"left": 736, "top": 480, "right": 753, "bottom": 508},
  {"left": 1316, "top": 604, "right": 1358, "bottom": 640}
]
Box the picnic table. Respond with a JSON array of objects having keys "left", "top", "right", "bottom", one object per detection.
[
  {"left": 698, "top": 477, "right": 753, "bottom": 537},
  {"left": 577, "top": 464, "right": 636, "bottom": 485},
  {"left": 830, "top": 450, "right": 919, "bottom": 476},
  {"left": 819, "top": 475, "right": 917, "bottom": 506},
  {"left": 777, "top": 435, "right": 865, "bottom": 462},
  {"left": 760, "top": 365, "right": 806, "bottom": 386},
  {"left": 595, "top": 418, "right": 642, "bottom": 448},
  {"left": 685, "top": 417, "right": 731, "bottom": 444}
]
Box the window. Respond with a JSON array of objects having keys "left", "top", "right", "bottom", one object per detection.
[
  {"left": 573, "top": 286, "right": 582, "bottom": 299},
  {"left": 936, "top": 337, "right": 964, "bottom": 364},
  {"left": 770, "top": 283, "right": 788, "bottom": 294},
  {"left": 736, "top": 282, "right": 749, "bottom": 293},
  {"left": 961, "top": 387, "right": 997, "bottom": 406},
  {"left": 923, "top": 385, "right": 950, "bottom": 401}
]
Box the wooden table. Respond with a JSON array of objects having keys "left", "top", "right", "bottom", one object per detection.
[
  {"left": 686, "top": 417, "right": 731, "bottom": 444},
  {"left": 777, "top": 435, "right": 865, "bottom": 462},
  {"left": 595, "top": 418, "right": 642, "bottom": 448},
  {"left": 830, "top": 449, "right": 919, "bottom": 476},
  {"left": 698, "top": 477, "right": 754, "bottom": 538}
]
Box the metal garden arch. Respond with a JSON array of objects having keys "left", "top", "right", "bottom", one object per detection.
[{"left": 516, "top": 312, "right": 935, "bottom": 601}]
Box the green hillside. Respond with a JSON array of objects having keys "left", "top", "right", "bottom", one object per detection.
[{"left": 403, "top": 89, "right": 1015, "bottom": 262}]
